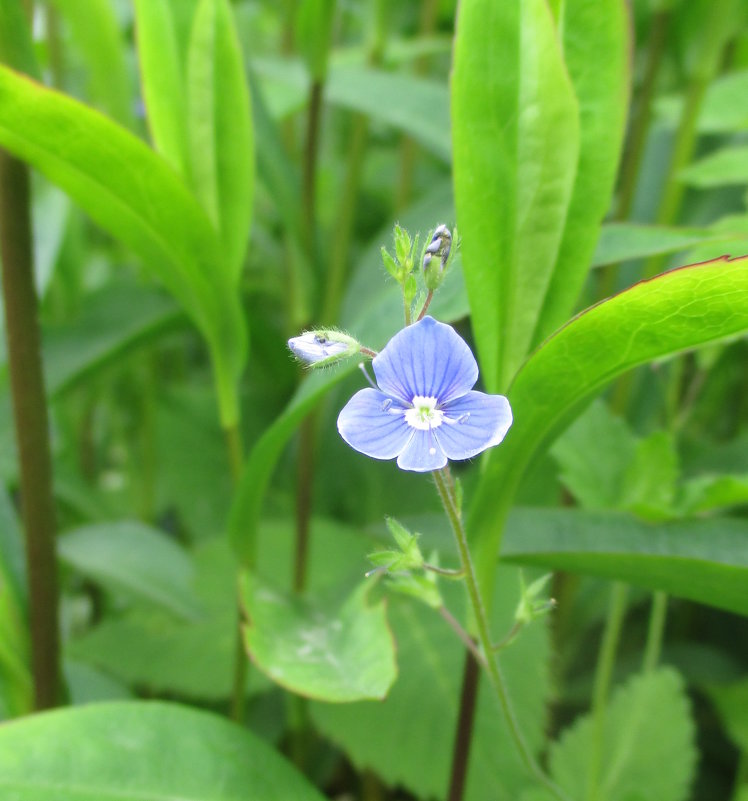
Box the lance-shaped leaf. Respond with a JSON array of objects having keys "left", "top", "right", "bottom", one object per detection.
[
  {"left": 134, "top": 0, "right": 190, "bottom": 175},
  {"left": 452, "top": 0, "right": 580, "bottom": 392},
  {"left": 241, "top": 572, "right": 397, "bottom": 702},
  {"left": 187, "top": 0, "right": 254, "bottom": 282},
  {"left": 531, "top": 0, "right": 630, "bottom": 344},
  {"left": 468, "top": 257, "right": 748, "bottom": 597},
  {"left": 0, "top": 66, "right": 246, "bottom": 424},
  {"left": 0, "top": 702, "right": 326, "bottom": 800}
]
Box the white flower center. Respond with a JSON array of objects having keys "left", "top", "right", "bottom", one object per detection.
[{"left": 404, "top": 395, "right": 443, "bottom": 430}]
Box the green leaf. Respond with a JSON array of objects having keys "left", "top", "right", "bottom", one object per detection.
[
  {"left": 0, "top": 1, "right": 39, "bottom": 77},
  {"left": 680, "top": 145, "right": 748, "bottom": 188},
  {"left": 58, "top": 521, "right": 202, "bottom": 620},
  {"left": 43, "top": 283, "right": 182, "bottom": 397},
  {"left": 187, "top": 0, "right": 254, "bottom": 282},
  {"left": 469, "top": 256, "right": 748, "bottom": 595},
  {"left": 502, "top": 507, "right": 748, "bottom": 616},
  {"left": 452, "top": 0, "right": 580, "bottom": 391},
  {"left": 591, "top": 222, "right": 731, "bottom": 268},
  {"left": 326, "top": 66, "right": 450, "bottom": 161},
  {"left": 532, "top": 0, "right": 630, "bottom": 343},
  {"left": 295, "top": 0, "right": 336, "bottom": 82},
  {"left": 311, "top": 567, "right": 550, "bottom": 800},
  {"left": 51, "top": 0, "right": 134, "bottom": 128},
  {"left": 0, "top": 66, "right": 246, "bottom": 425},
  {"left": 548, "top": 669, "right": 695, "bottom": 801},
  {"left": 0, "top": 701, "right": 326, "bottom": 800},
  {"left": 133, "top": 0, "right": 190, "bottom": 174},
  {"left": 241, "top": 573, "right": 396, "bottom": 702},
  {"left": 708, "top": 678, "right": 748, "bottom": 752},
  {"left": 678, "top": 472, "right": 748, "bottom": 515}
]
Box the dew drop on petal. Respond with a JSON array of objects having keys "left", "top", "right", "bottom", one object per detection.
[
  {"left": 458, "top": 413, "right": 470, "bottom": 424},
  {"left": 381, "top": 398, "right": 392, "bottom": 411},
  {"left": 429, "top": 447, "right": 436, "bottom": 455}
]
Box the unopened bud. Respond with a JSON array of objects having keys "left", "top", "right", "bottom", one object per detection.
[
  {"left": 288, "top": 329, "right": 360, "bottom": 366},
  {"left": 423, "top": 224, "right": 453, "bottom": 291}
]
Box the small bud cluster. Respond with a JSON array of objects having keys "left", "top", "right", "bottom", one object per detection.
[{"left": 422, "top": 224, "right": 453, "bottom": 291}]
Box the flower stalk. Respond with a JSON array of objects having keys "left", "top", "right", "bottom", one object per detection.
[{"left": 433, "top": 466, "right": 570, "bottom": 801}]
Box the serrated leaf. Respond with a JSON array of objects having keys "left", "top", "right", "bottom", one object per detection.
[
  {"left": 311, "top": 566, "right": 549, "bottom": 801},
  {"left": 241, "top": 573, "right": 396, "bottom": 702},
  {"left": 548, "top": 669, "right": 695, "bottom": 801},
  {"left": 0, "top": 701, "right": 326, "bottom": 801}
]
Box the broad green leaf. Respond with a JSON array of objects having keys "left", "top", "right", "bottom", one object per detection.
[
  {"left": 452, "top": 0, "right": 580, "bottom": 392},
  {"left": 469, "top": 256, "right": 748, "bottom": 596},
  {"left": 532, "top": 0, "right": 630, "bottom": 343},
  {"left": 64, "top": 660, "right": 133, "bottom": 705},
  {"left": 502, "top": 507, "right": 748, "bottom": 616},
  {"left": 0, "top": 66, "right": 246, "bottom": 425},
  {"left": 680, "top": 145, "right": 748, "bottom": 187},
  {"left": 43, "top": 283, "right": 182, "bottom": 397},
  {"left": 326, "top": 67, "right": 451, "bottom": 161},
  {"left": 51, "top": 0, "right": 133, "bottom": 128},
  {"left": 311, "top": 567, "right": 550, "bottom": 801},
  {"left": 0, "top": 701, "right": 326, "bottom": 800},
  {"left": 134, "top": 0, "right": 190, "bottom": 174},
  {"left": 547, "top": 669, "right": 695, "bottom": 801},
  {"left": 241, "top": 573, "right": 396, "bottom": 702},
  {"left": 187, "top": 0, "right": 254, "bottom": 282},
  {"left": 678, "top": 472, "right": 748, "bottom": 514},
  {"left": 591, "top": 222, "right": 731, "bottom": 267},
  {"left": 657, "top": 69, "right": 748, "bottom": 133},
  {"left": 58, "top": 521, "right": 202, "bottom": 620},
  {"left": 72, "top": 518, "right": 372, "bottom": 700}
]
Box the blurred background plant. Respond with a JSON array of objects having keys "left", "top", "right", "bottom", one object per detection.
[{"left": 0, "top": 1, "right": 747, "bottom": 800}]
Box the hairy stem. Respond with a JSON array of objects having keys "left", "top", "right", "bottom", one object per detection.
[
  {"left": 0, "top": 150, "right": 61, "bottom": 710},
  {"left": 433, "top": 467, "right": 570, "bottom": 801}
]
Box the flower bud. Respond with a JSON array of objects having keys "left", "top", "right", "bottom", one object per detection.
[
  {"left": 288, "top": 329, "right": 360, "bottom": 367},
  {"left": 423, "top": 224, "right": 453, "bottom": 291}
]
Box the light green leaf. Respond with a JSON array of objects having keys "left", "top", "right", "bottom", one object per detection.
[
  {"left": 549, "top": 669, "right": 695, "bottom": 801},
  {"left": 469, "top": 256, "right": 748, "bottom": 596},
  {"left": 533, "top": 0, "right": 630, "bottom": 343},
  {"left": 708, "top": 678, "right": 748, "bottom": 752},
  {"left": 591, "top": 222, "right": 731, "bottom": 268},
  {"left": 58, "top": 521, "right": 202, "bottom": 620},
  {"left": 0, "top": 66, "right": 246, "bottom": 425},
  {"left": 326, "top": 66, "right": 450, "bottom": 161},
  {"left": 187, "top": 0, "right": 254, "bottom": 282},
  {"left": 311, "top": 567, "right": 549, "bottom": 801},
  {"left": 51, "top": 0, "right": 133, "bottom": 127},
  {"left": 0, "top": 0, "right": 39, "bottom": 77},
  {"left": 134, "top": 0, "right": 190, "bottom": 174},
  {"left": 241, "top": 573, "right": 396, "bottom": 702},
  {"left": 502, "top": 507, "right": 748, "bottom": 616},
  {"left": 658, "top": 69, "right": 748, "bottom": 133},
  {"left": 0, "top": 701, "right": 326, "bottom": 800},
  {"left": 678, "top": 472, "right": 748, "bottom": 514},
  {"left": 295, "top": 0, "right": 336, "bottom": 82},
  {"left": 680, "top": 145, "right": 748, "bottom": 187},
  {"left": 452, "top": 0, "right": 580, "bottom": 392}
]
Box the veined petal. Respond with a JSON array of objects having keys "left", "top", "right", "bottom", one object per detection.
[
  {"left": 397, "top": 429, "right": 448, "bottom": 472},
  {"left": 337, "top": 388, "right": 413, "bottom": 460},
  {"left": 435, "top": 392, "right": 513, "bottom": 461},
  {"left": 373, "top": 316, "right": 478, "bottom": 405}
]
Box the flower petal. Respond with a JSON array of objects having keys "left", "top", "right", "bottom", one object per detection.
[
  {"left": 397, "top": 429, "right": 448, "bottom": 472},
  {"left": 337, "top": 388, "right": 413, "bottom": 460},
  {"left": 372, "top": 316, "right": 478, "bottom": 405},
  {"left": 435, "top": 391, "right": 513, "bottom": 461}
]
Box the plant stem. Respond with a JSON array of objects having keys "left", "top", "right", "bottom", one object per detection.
[
  {"left": 433, "top": 468, "right": 570, "bottom": 801},
  {"left": 0, "top": 149, "right": 61, "bottom": 710},
  {"left": 447, "top": 652, "right": 480, "bottom": 801},
  {"left": 642, "top": 590, "right": 668, "bottom": 673},
  {"left": 224, "top": 421, "right": 248, "bottom": 723},
  {"left": 585, "top": 581, "right": 629, "bottom": 801},
  {"left": 302, "top": 80, "right": 323, "bottom": 264},
  {"left": 293, "top": 415, "right": 315, "bottom": 592},
  {"left": 416, "top": 290, "right": 434, "bottom": 321},
  {"left": 439, "top": 605, "right": 485, "bottom": 667}
]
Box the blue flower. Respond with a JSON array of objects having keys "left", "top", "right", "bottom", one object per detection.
[{"left": 337, "top": 316, "right": 512, "bottom": 472}]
